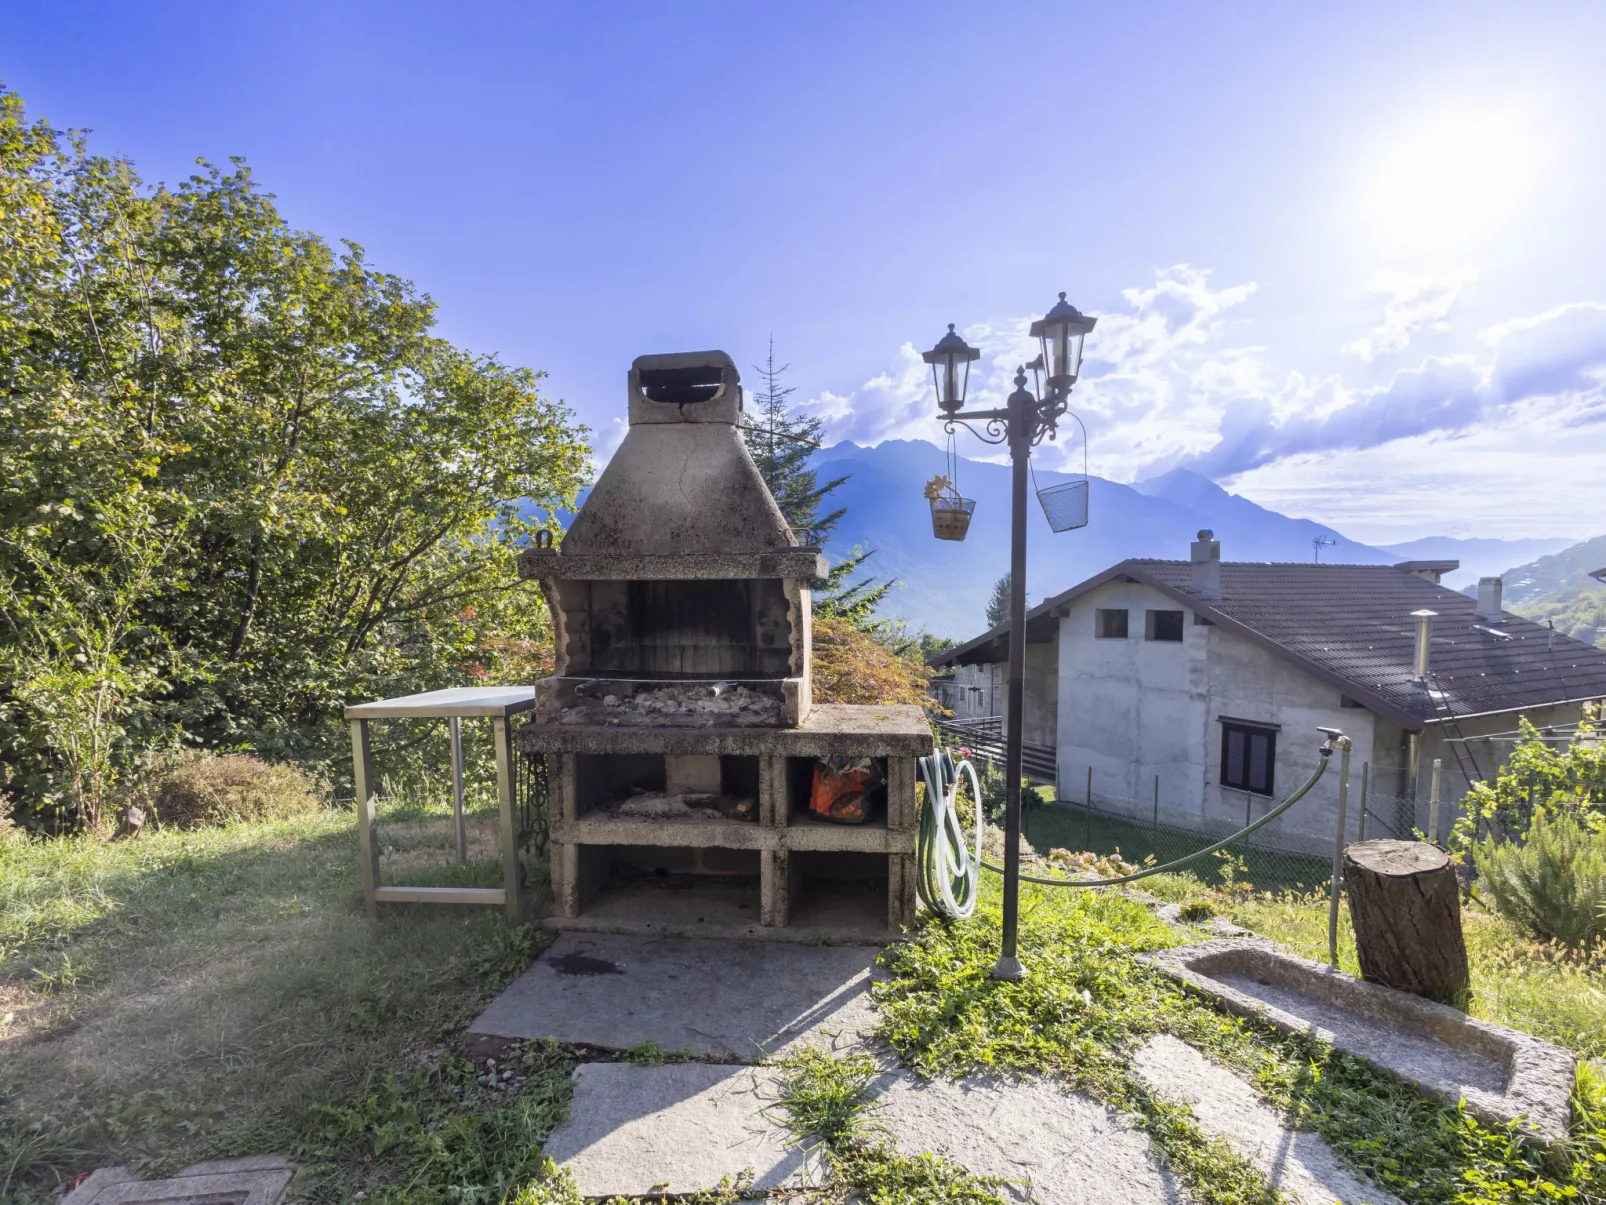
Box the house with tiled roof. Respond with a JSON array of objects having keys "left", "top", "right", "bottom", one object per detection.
[{"left": 931, "top": 532, "right": 1606, "bottom": 851}]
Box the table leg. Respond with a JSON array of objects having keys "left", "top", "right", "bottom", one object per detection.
[
  {"left": 352, "top": 719, "right": 380, "bottom": 920},
  {"left": 493, "top": 717, "right": 523, "bottom": 923},
  {"left": 450, "top": 716, "right": 467, "bottom": 862}
]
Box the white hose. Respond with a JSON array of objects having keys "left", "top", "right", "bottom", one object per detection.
[{"left": 917, "top": 749, "right": 985, "bottom": 919}]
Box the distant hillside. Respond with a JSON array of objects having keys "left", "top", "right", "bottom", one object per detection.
[
  {"left": 812, "top": 442, "right": 1392, "bottom": 638},
  {"left": 1377, "top": 535, "right": 1578, "bottom": 593},
  {"left": 1499, "top": 533, "right": 1606, "bottom": 648},
  {"left": 1492, "top": 533, "right": 1606, "bottom": 606}
]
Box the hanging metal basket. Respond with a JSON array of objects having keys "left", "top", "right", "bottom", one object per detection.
[
  {"left": 930, "top": 494, "right": 976, "bottom": 541},
  {"left": 1036, "top": 479, "right": 1088, "bottom": 532},
  {"left": 1033, "top": 411, "right": 1091, "bottom": 533}
]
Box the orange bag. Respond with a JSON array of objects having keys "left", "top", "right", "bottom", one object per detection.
[{"left": 808, "top": 757, "right": 883, "bottom": 824}]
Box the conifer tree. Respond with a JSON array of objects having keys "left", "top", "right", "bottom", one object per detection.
[
  {"left": 985, "top": 572, "right": 1012, "bottom": 628},
  {"left": 743, "top": 336, "right": 892, "bottom": 625}
]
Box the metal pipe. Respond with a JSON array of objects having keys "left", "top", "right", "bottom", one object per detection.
[
  {"left": 1328, "top": 733, "right": 1353, "bottom": 967},
  {"left": 450, "top": 716, "right": 468, "bottom": 862},
  {"left": 1411, "top": 609, "right": 1437, "bottom": 682},
  {"left": 1428, "top": 757, "right": 1443, "bottom": 844}
]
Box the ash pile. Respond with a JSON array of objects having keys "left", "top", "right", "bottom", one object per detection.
[{"left": 557, "top": 682, "right": 782, "bottom": 728}]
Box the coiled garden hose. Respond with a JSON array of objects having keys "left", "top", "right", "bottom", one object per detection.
[{"left": 915, "top": 731, "right": 1342, "bottom": 918}]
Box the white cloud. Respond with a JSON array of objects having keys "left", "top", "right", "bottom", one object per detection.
[
  {"left": 812, "top": 265, "right": 1606, "bottom": 536},
  {"left": 1341, "top": 270, "right": 1475, "bottom": 362}
]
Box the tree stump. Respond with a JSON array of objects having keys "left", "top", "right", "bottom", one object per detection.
[{"left": 1343, "top": 839, "right": 1470, "bottom": 1008}]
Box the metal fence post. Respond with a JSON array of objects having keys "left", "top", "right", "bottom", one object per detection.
[
  {"left": 1357, "top": 761, "right": 1369, "bottom": 841},
  {"left": 1428, "top": 758, "right": 1443, "bottom": 845},
  {"left": 1328, "top": 736, "right": 1352, "bottom": 968},
  {"left": 1084, "top": 766, "right": 1092, "bottom": 852},
  {"left": 1152, "top": 774, "right": 1159, "bottom": 838}
]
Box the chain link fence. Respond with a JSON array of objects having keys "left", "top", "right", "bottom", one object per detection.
[
  {"left": 1014, "top": 770, "right": 1429, "bottom": 896},
  {"left": 1021, "top": 794, "right": 1334, "bottom": 893}
]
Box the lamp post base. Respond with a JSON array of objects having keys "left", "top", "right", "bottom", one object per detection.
[{"left": 990, "top": 953, "right": 1028, "bottom": 981}]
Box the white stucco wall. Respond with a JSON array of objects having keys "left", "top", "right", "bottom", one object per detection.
[{"left": 1055, "top": 579, "right": 1376, "bottom": 853}]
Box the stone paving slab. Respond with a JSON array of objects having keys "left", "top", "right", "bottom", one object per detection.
[
  {"left": 544, "top": 1062, "right": 824, "bottom": 1197},
  {"left": 64, "top": 1155, "right": 293, "bottom": 1203},
  {"left": 1134, "top": 1035, "right": 1401, "bottom": 1205},
  {"left": 470, "top": 932, "right": 882, "bottom": 1060},
  {"left": 866, "top": 1071, "right": 1183, "bottom": 1204}
]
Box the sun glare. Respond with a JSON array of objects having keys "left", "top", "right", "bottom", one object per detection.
[{"left": 1362, "top": 112, "right": 1536, "bottom": 254}]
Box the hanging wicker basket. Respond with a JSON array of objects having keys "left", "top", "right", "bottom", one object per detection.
[{"left": 930, "top": 494, "right": 976, "bottom": 541}]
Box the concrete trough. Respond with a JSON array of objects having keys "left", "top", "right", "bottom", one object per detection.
[{"left": 1142, "top": 938, "right": 1575, "bottom": 1142}]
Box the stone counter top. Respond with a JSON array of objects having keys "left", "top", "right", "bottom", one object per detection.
[{"left": 516, "top": 703, "right": 936, "bottom": 757}]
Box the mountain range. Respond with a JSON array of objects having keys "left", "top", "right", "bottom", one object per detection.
[{"left": 809, "top": 439, "right": 1590, "bottom": 639}]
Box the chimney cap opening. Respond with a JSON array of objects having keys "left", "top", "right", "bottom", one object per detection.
[{"left": 638, "top": 365, "right": 726, "bottom": 406}]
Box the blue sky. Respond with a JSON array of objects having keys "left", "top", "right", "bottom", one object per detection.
[{"left": 8, "top": 1, "right": 1606, "bottom": 543}]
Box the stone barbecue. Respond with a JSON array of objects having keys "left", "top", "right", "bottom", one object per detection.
[{"left": 517, "top": 351, "right": 932, "bottom": 938}]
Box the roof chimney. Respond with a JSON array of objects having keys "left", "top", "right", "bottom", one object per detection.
[
  {"left": 1475, "top": 576, "right": 1504, "bottom": 622},
  {"left": 1190, "top": 529, "right": 1221, "bottom": 599},
  {"left": 1410, "top": 609, "right": 1437, "bottom": 683}
]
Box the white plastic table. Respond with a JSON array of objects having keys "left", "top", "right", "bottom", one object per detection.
[{"left": 344, "top": 687, "right": 536, "bottom": 921}]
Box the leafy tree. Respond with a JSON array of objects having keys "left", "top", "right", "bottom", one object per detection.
[
  {"left": 810, "top": 615, "right": 931, "bottom": 707},
  {"left": 1455, "top": 712, "right": 1606, "bottom": 847},
  {"left": 985, "top": 572, "right": 1012, "bottom": 628},
  {"left": 0, "top": 87, "right": 588, "bottom": 827}
]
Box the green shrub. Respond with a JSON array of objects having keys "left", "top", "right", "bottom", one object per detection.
[
  {"left": 142, "top": 754, "right": 327, "bottom": 830},
  {"left": 1473, "top": 813, "right": 1606, "bottom": 950}
]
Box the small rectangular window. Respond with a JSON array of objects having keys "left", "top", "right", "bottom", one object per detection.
[
  {"left": 1220, "top": 721, "right": 1276, "bottom": 796},
  {"left": 1095, "top": 608, "right": 1128, "bottom": 638},
  {"left": 1145, "top": 610, "right": 1185, "bottom": 642}
]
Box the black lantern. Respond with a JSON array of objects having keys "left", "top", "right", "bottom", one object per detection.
[
  {"left": 1030, "top": 292, "right": 1097, "bottom": 387},
  {"left": 922, "top": 324, "right": 981, "bottom": 414}
]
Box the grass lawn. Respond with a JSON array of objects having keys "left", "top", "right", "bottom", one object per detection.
[
  {"left": 0, "top": 798, "right": 568, "bottom": 1203},
  {"left": 6, "top": 799, "right": 1606, "bottom": 1205}
]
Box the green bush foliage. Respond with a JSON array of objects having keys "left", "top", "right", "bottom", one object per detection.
[
  {"left": 141, "top": 753, "right": 327, "bottom": 830},
  {"left": 1474, "top": 812, "right": 1606, "bottom": 950},
  {"left": 1456, "top": 714, "right": 1606, "bottom": 846},
  {"left": 0, "top": 86, "right": 588, "bottom": 829}
]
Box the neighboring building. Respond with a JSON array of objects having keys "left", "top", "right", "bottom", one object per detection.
[{"left": 931, "top": 532, "right": 1606, "bottom": 852}]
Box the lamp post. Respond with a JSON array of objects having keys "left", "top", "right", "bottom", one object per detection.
[{"left": 923, "top": 293, "right": 1096, "bottom": 981}]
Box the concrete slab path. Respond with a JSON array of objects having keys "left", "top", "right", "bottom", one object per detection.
[
  {"left": 542, "top": 1062, "right": 824, "bottom": 1198},
  {"left": 1134, "top": 1035, "right": 1402, "bottom": 1205},
  {"left": 64, "top": 1156, "right": 293, "bottom": 1203},
  {"left": 867, "top": 1071, "right": 1184, "bottom": 1204},
  {"left": 470, "top": 932, "right": 881, "bottom": 1060}
]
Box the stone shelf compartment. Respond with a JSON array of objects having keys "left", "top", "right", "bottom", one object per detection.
[
  {"left": 527, "top": 705, "right": 931, "bottom": 941},
  {"left": 1142, "top": 937, "right": 1575, "bottom": 1142}
]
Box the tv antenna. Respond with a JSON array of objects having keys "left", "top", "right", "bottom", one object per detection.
[{"left": 1312, "top": 536, "right": 1336, "bottom": 563}]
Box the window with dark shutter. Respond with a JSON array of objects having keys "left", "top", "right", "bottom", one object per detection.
[{"left": 1219, "top": 720, "right": 1276, "bottom": 796}]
